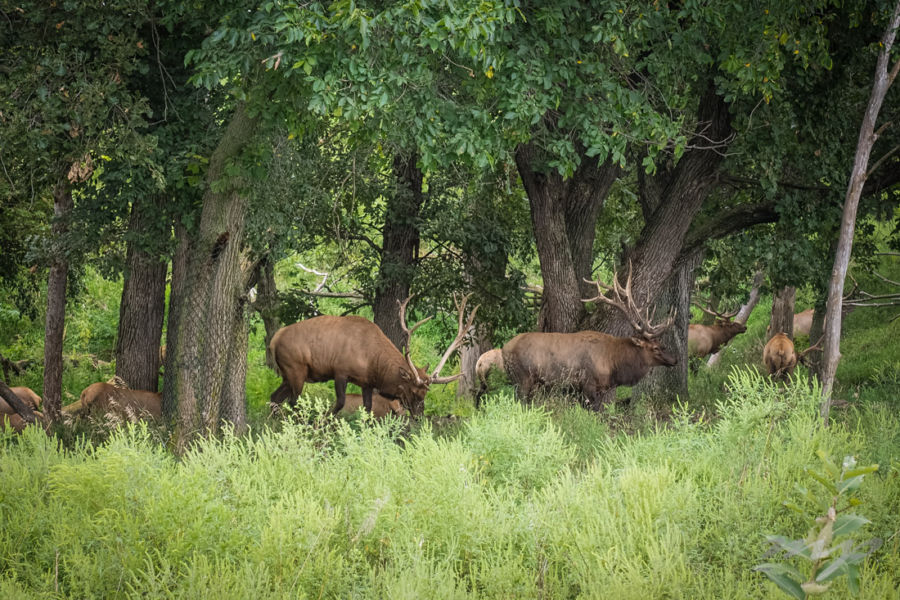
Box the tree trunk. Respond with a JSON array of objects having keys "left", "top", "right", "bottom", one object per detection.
[
  {"left": 583, "top": 82, "right": 733, "bottom": 338},
  {"left": 162, "top": 222, "right": 190, "bottom": 420},
  {"left": 456, "top": 323, "right": 493, "bottom": 399},
  {"left": 42, "top": 182, "right": 72, "bottom": 423},
  {"left": 515, "top": 142, "right": 619, "bottom": 333},
  {"left": 808, "top": 301, "right": 827, "bottom": 375},
  {"left": 821, "top": 0, "right": 900, "bottom": 421},
  {"left": 171, "top": 104, "right": 257, "bottom": 450},
  {"left": 631, "top": 250, "right": 702, "bottom": 407},
  {"left": 0, "top": 380, "right": 37, "bottom": 423},
  {"left": 707, "top": 269, "right": 764, "bottom": 367},
  {"left": 768, "top": 285, "right": 796, "bottom": 341},
  {"left": 220, "top": 294, "right": 249, "bottom": 434},
  {"left": 372, "top": 153, "right": 424, "bottom": 350},
  {"left": 115, "top": 196, "right": 167, "bottom": 391},
  {"left": 255, "top": 255, "right": 282, "bottom": 368}
]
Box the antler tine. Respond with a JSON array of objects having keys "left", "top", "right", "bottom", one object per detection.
[
  {"left": 691, "top": 300, "right": 738, "bottom": 320},
  {"left": 430, "top": 293, "right": 480, "bottom": 381},
  {"left": 397, "top": 296, "right": 434, "bottom": 353},
  {"left": 798, "top": 336, "right": 824, "bottom": 361}
]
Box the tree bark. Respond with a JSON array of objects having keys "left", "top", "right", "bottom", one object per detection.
[
  {"left": 220, "top": 291, "right": 249, "bottom": 434},
  {"left": 821, "top": 0, "right": 900, "bottom": 420},
  {"left": 255, "top": 255, "right": 282, "bottom": 369},
  {"left": 456, "top": 323, "right": 493, "bottom": 399},
  {"left": 631, "top": 250, "right": 703, "bottom": 407},
  {"left": 372, "top": 153, "right": 424, "bottom": 350},
  {"left": 0, "top": 380, "right": 37, "bottom": 423},
  {"left": 768, "top": 285, "right": 796, "bottom": 341},
  {"left": 162, "top": 222, "right": 190, "bottom": 420},
  {"left": 171, "top": 104, "right": 257, "bottom": 450},
  {"left": 115, "top": 196, "right": 167, "bottom": 391},
  {"left": 515, "top": 142, "right": 619, "bottom": 332},
  {"left": 42, "top": 182, "right": 72, "bottom": 423},
  {"left": 808, "top": 301, "right": 827, "bottom": 374},
  {"left": 583, "top": 82, "right": 733, "bottom": 337},
  {"left": 707, "top": 269, "right": 764, "bottom": 367}
]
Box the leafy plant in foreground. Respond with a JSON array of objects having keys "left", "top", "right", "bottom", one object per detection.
[{"left": 755, "top": 452, "right": 880, "bottom": 598}]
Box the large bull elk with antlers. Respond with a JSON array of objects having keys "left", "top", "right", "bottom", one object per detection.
[
  {"left": 502, "top": 266, "right": 677, "bottom": 407},
  {"left": 268, "top": 294, "right": 478, "bottom": 416},
  {"left": 688, "top": 303, "right": 747, "bottom": 358}
]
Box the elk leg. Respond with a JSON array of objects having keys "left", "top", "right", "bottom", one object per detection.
[
  {"left": 362, "top": 387, "right": 373, "bottom": 412},
  {"left": 333, "top": 377, "right": 348, "bottom": 414},
  {"left": 270, "top": 381, "right": 292, "bottom": 405}
]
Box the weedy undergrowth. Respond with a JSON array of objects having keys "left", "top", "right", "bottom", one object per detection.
[{"left": 756, "top": 452, "right": 880, "bottom": 598}]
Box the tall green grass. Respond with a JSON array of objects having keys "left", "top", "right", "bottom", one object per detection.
[{"left": 2, "top": 370, "right": 898, "bottom": 598}]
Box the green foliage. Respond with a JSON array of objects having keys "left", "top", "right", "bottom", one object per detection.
[{"left": 755, "top": 454, "right": 880, "bottom": 598}]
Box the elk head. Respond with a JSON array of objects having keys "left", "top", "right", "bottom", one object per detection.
[
  {"left": 693, "top": 301, "right": 746, "bottom": 335},
  {"left": 583, "top": 263, "right": 678, "bottom": 367},
  {"left": 398, "top": 293, "right": 480, "bottom": 413}
]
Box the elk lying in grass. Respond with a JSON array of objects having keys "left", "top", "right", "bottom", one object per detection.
[
  {"left": 502, "top": 265, "right": 677, "bottom": 407},
  {"left": 339, "top": 393, "right": 405, "bottom": 418},
  {"left": 688, "top": 303, "right": 746, "bottom": 357},
  {"left": 269, "top": 294, "right": 478, "bottom": 416},
  {"left": 763, "top": 333, "right": 822, "bottom": 379},
  {"left": 64, "top": 382, "right": 161, "bottom": 422}
]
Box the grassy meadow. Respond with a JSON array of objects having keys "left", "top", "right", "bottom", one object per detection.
[{"left": 1, "top": 258, "right": 899, "bottom": 598}]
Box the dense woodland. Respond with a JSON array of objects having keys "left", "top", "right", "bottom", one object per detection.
[{"left": 2, "top": 1, "right": 900, "bottom": 598}]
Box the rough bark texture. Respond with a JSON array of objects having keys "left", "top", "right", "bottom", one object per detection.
[
  {"left": 42, "top": 182, "right": 72, "bottom": 423},
  {"left": 115, "top": 196, "right": 167, "bottom": 392},
  {"left": 808, "top": 301, "right": 827, "bottom": 374},
  {"left": 220, "top": 294, "right": 249, "bottom": 434},
  {"left": 584, "top": 82, "right": 733, "bottom": 338},
  {"left": 162, "top": 222, "right": 189, "bottom": 420},
  {"left": 516, "top": 142, "right": 619, "bottom": 333},
  {"left": 768, "top": 286, "right": 796, "bottom": 341},
  {"left": 822, "top": 0, "right": 900, "bottom": 420},
  {"left": 372, "top": 153, "right": 424, "bottom": 350},
  {"left": 632, "top": 250, "right": 703, "bottom": 406},
  {"left": 707, "top": 269, "right": 764, "bottom": 367},
  {"left": 456, "top": 324, "right": 493, "bottom": 399},
  {"left": 171, "top": 104, "right": 257, "bottom": 450}
]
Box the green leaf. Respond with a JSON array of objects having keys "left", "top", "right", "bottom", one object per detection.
[
  {"left": 833, "top": 514, "right": 870, "bottom": 537},
  {"left": 755, "top": 564, "right": 806, "bottom": 600},
  {"left": 842, "top": 464, "right": 878, "bottom": 479},
  {"left": 815, "top": 556, "right": 848, "bottom": 583},
  {"left": 847, "top": 564, "right": 860, "bottom": 595}
]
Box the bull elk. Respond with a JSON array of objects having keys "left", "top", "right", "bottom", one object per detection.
[
  {"left": 688, "top": 303, "right": 746, "bottom": 358},
  {"left": 269, "top": 294, "right": 479, "bottom": 416},
  {"left": 63, "top": 382, "right": 162, "bottom": 422},
  {"left": 502, "top": 266, "right": 677, "bottom": 407},
  {"left": 763, "top": 333, "right": 822, "bottom": 379}
]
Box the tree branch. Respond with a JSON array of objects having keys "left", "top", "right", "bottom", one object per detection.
[{"left": 682, "top": 201, "right": 778, "bottom": 256}]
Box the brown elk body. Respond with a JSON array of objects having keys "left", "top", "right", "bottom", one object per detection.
[
  {"left": 475, "top": 348, "right": 505, "bottom": 401},
  {"left": 269, "top": 315, "right": 432, "bottom": 415},
  {"left": 793, "top": 309, "right": 814, "bottom": 337},
  {"left": 503, "top": 331, "right": 677, "bottom": 404},
  {"left": 64, "top": 382, "right": 161, "bottom": 421},
  {"left": 0, "top": 387, "right": 44, "bottom": 433},
  {"left": 763, "top": 333, "right": 797, "bottom": 379},
  {"left": 687, "top": 322, "right": 747, "bottom": 357},
  {"left": 339, "top": 393, "right": 405, "bottom": 418}
]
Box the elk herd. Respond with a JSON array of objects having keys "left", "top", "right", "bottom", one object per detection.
[{"left": 1, "top": 268, "right": 824, "bottom": 435}]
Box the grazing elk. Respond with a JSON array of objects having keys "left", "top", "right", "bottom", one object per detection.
[
  {"left": 64, "top": 382, "right": 162, "bottom": 421},
  {"left": 763, "top": 333, "right": 822, "bottom": 379},
  {"left": 475, "top": 348, "right": 504, "bottom": 402},
  {"left": 687, "top": 303, "right": 747, "bottom": 358},
  {"left": 0, "top": 386, "right": 44, "bottom": 433},
  {"left": 502, "top": 266, "right": 677, "bottom": 407},
  {"left": 269, "top": 294, "right": 478, "bottom": 416}
]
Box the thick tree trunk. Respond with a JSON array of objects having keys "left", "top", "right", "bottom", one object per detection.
[
  {"left": 162, "top": 222, "right": 189, "bottom": 420},
  {"left": 255, "top": 255, "right": 282, "bottom": 368},
  {"left": 583, "top": 82, "right": 733, "bottom": 338},
  {"left": 42, "top": 182, "right": 72, "bottom": 423},
  {"left": 707, "top": 269, "right": 764, "bottom": 367},
  {"left": 115, "top": 196, "right": 167, "bottom": 391},
  {"left": 631, "top": 250, "right": 702, "bottom": 407},
  {"left": 768, "top": 285, "right": 796, "bottom": 340},
  {"left": 372, "top": 153, "right": 424, "bottom": 350},
  {"left": 220, "top": 294, "right": 249, "bottom": 434},
  {"left": 808, "top": 301, "right": 827, "bottom": 374},
  {"left": 456, "top": 323, "right": 493, "bottom": 399},
  {"left": 171, "top": 104, "right": 257, "bottom": 450},
  {"left": 821, "top": 0, "right": 900, "bottom": 421},
  {"left": 515, "top": 142, "right": 619, "bottom": 333}
]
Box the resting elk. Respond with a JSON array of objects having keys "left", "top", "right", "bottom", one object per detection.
[
  {"left": 687, "top": 303, "right": 746, "bottom": 358},
  {"left": 63, "top": 382, "right": 162, "bottom": 421},
  {"left": 0, "top": 386, "right": 44, "bottom": 433},
  {"left": 763, "top": 333, "right": 822, "bottom": 379},
  {"left": 269, "top": 294, "right": 479, "bottom": 416},
  {"left": 502, "top": 266, "right": 677, "bottom": 407},
  {"left": 339, "top": 393, "right": 405, "bottom": 418}
]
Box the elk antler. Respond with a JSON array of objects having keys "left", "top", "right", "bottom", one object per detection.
[
  {"left": 430, "top": 293, "right": 480, "bottom": 384},
  {"left": 691, "top": 300, "right": 739, "bottom": 321},
  {"left": 582, "top": 262, "right": 675, "bottom": 340},
  {"left": 797, "top": 337, "right": 823, "bottom": 364},
  {"left": 398, "top": 295, "right": 434, "bottom": 381}
]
